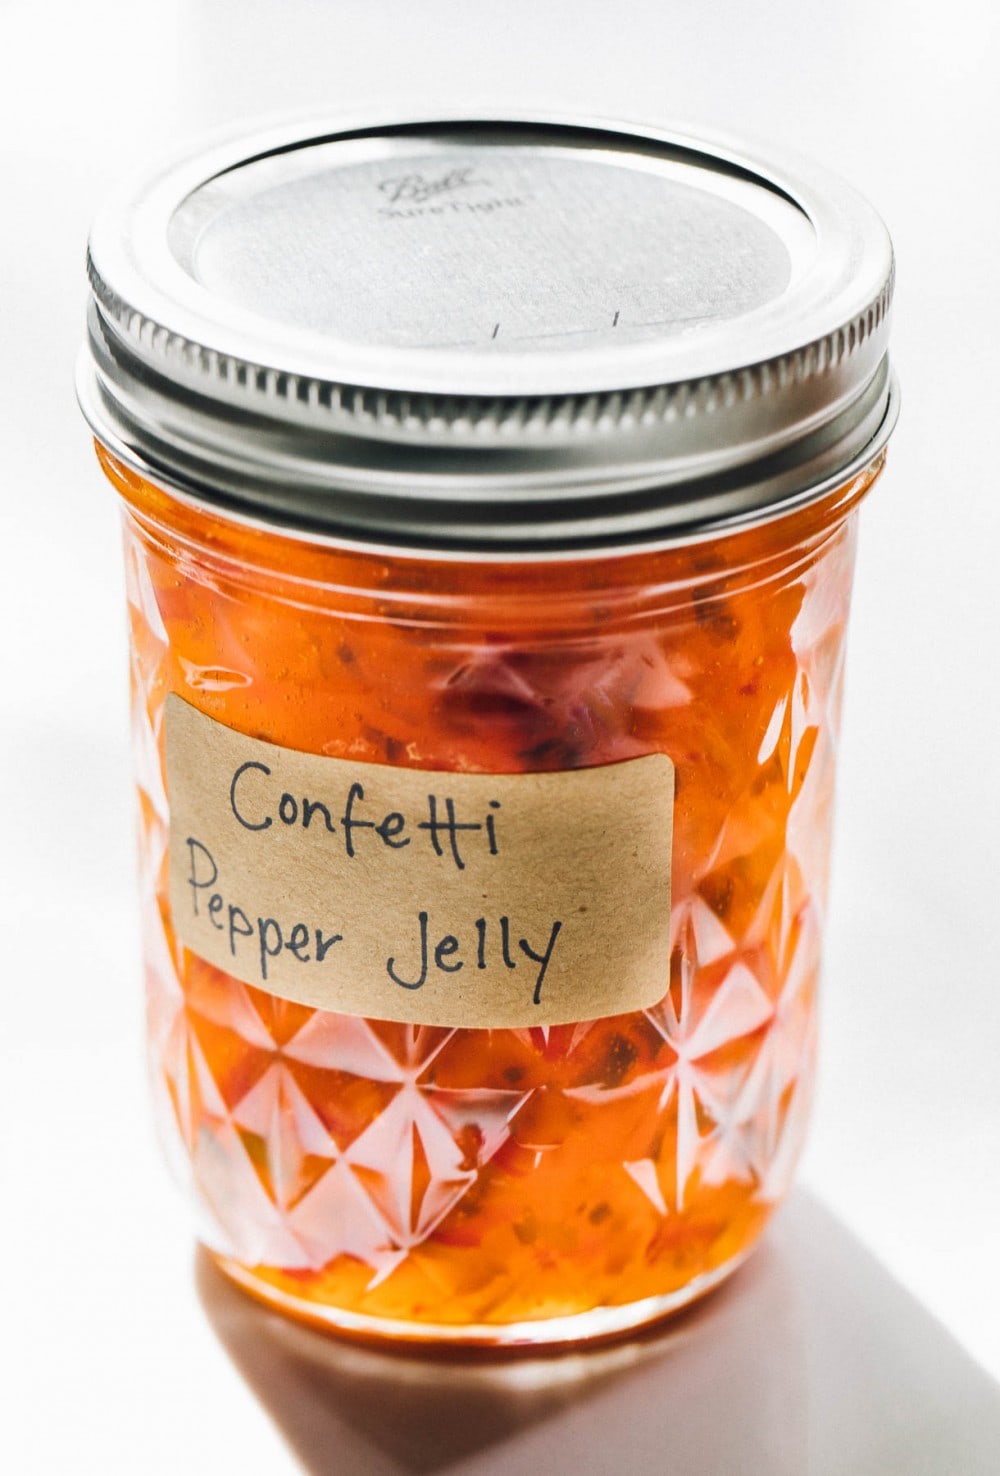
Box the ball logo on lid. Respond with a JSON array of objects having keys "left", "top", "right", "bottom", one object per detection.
[{"left": 378, "top": 165, "right": 486, "bottom": 206}]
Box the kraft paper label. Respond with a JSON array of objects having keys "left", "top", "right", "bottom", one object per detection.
[{"left": 164, "top": 695, "right": 674, "bottom": 1028}]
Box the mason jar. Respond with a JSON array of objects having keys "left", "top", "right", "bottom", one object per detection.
[{"left": 78, "top": 112, "right": 896, "bottom": 1346}]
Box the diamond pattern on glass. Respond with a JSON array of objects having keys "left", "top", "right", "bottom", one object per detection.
[{"left": 120, "top": 498, "right": 859, "bottom": 1322}]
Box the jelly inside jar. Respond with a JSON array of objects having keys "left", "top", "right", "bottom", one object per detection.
[{"left": 106, "top": 445, "right": 880, "bottom": 1343}]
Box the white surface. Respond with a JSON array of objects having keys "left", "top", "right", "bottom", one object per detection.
[
  {"left": 197, "top": 1191, "right": 1000, "bottom": 1476},
  {"left": 2, "top": 2, "right": 999, "bottom": 1471}
]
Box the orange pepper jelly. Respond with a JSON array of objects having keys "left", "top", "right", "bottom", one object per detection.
[{"left": 79, "top": 114, "right": 897, "bottom": 1345}]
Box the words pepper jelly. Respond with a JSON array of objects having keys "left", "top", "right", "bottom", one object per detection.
[{"left": 78, "top": 113, "right": 897, "bottom": 1345}]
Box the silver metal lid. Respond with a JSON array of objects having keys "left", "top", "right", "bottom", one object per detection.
[{"left": 79, "top": 111, "right": 897, "bottom": 554}]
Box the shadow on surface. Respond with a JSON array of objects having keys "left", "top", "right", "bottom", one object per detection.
[{"left": 196, "top": 1190, "right": 1000, "bottom": 1476}]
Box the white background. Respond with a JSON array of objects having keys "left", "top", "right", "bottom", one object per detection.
[{"left": 1, "top": 2, "right": 998, "bottom": 1471}]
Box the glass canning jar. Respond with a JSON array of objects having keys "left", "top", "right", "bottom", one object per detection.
[{"left": 79, "top": 113, "right": 897, "bottom": 1346}]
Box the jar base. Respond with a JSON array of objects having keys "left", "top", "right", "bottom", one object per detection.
[{"left": 208, "top": 1246, "right": 753, "bottom": 1351}]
